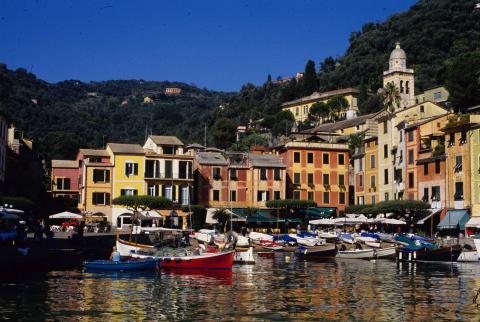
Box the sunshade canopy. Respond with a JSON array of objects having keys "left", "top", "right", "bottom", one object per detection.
[
  {"left": 49, "top": 211, "right": 83, "bottom": 219},
  {"left": 437, "top": 210, "right": 469, "bottom": 230},
  {"left": 466, "top": 216, "right": 480, "bottom": 228}
]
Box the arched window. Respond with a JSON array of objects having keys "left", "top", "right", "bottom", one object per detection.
[
  {"left": 400, "top": 80, "right": 404, "bottom": 93},
  {"left": 406, "top": 81, "right": 410, "bottom": 94}
]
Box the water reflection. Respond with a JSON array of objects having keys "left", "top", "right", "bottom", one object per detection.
[{"left": 0, "top": 255, "right": 480, "bottom": 321}]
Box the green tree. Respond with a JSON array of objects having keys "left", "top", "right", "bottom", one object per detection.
[
  {"left": 212, "top": 208, "right": 231, "bottom": 233},
  {"left": 309, "top": 101, "right": 329, "bottom": 122},
  {"left": 232, "top": 132, "right": 268, "bottom": 151},
  {"left": 445, "top": 50, "right": 480, "bottom": 112},
  {"left": 382, "top": 83, "right": 401, "bottom": 113},
  {"left": 302, "top": 60, "right": 318, "bottom": 96},
  {"left": 209, "top": 117, "right": 236, "bottom": 150},
  {"left": 267, "top": 110, "right": 295, "bottom": 137}
]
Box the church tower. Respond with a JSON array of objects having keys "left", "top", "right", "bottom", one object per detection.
[{"left": 383, "top": 42, "right": 415, "bottom": 109}]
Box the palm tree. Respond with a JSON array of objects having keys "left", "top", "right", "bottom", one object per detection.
[
  {"left": 212, "top": 208, "right": 231, "bottom": 233},
  {"left": 382, "top": 82, "right": 401, "bottom": 113}
]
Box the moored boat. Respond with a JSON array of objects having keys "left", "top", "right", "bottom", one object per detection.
[
  {"left": 234, "top": 247, "right": 255, "bottom": 264},
  {"left": 396, "top": 245, "right": 462, "bottom": 262},
  {"left": 84, "top": 259, "right": 157, "bottom": 271},
  {"left": 337, "top": 246, "right": 396, "bottom": 260},
  {"left": 157, "top": 250, "right": 235, "bottom": 270},
  {"left": 295, "top": 244, "right": 337, "bottom": 259},
  {"left": 116, "top": 237, "right": 154, "bottom": 257}
]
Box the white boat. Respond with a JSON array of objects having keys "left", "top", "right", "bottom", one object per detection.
[
  {"left": 365, "top": 241, "right": 381, "bottom": 248},
  {"left": 288, "top": 234, "right": 318, "bottom": 247},
  {"left": 116, "top": 238, "right": 153, "bottom": 257},
  {"left": 236, "top": 235, "right": 250, "bottom": 247},
  {"left": 339, "top": 233, "right": 355, "bottom": 244},
  {"left": 355, "top": 236, "right": 379, "bottom": 244},
  {"left": 194, "top": 229, "right": 215, "bottom": 244},
  {"left": 249, "top": 231, "right": 274, "bottom": 242},
  {"left": 318, "top": 231, "right": 337, "bottom": 239},
  {"left": 234, "top": 246, "right": 255, "bottom": 264},
  {"left": 337, "top": 246, "right": 396, "bottom": 259},
  {"left": 458, "top": 250, "right": 479, "bottom": 262}
]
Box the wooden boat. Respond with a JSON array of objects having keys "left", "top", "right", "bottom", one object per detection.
[
  {"left": 365, "top": 241, "right": 381, "bottom": 248},
  {"left": 396, "top": 245, "right": 462, "bottom": 262},
  {"left": 295, "top": 244, "right": 337, "bottom": 259},
  {"left": 258, "top": 240, "right": 283, "bottom": 251},
  {"left": 156, "top": 250, "right": 234, "bottom": 270},
  {"left": 116, "top": 237, "right": 153, "bottom": 257},
  {"left": 337, "top": 246, "right": 396, "bottom": 260},
  {"left": 234, "top": 247, "right": 255, "bottom": 264},
  {"left": 84, "top": 259, "right": 157, "bottom": 271}
]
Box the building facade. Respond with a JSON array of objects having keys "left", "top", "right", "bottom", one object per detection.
[{"left": 51, "top": 160, "right": 80, "bottom": 201}]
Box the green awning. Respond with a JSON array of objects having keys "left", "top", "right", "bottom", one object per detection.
[
  {"left": 437, "top": 210, "right": 469, "bottom": 230},
  {"left": 287, "top": 218, "right": 302, "bottom": 223},
  {"left": 247, "top": 212, "right": 285, "bottom": 223},
  {"left": 297, "top": 207, "right": 336, "bottom": 219}
]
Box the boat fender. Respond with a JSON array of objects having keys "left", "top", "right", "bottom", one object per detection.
[
  {"left": 285, "top": 256, "right": 291, "bottom": 263},
  {"left": 413, "top": 251, "right": 417, "bottom": 259},
  {"left": 408, "top": 252, "right": 412, "bottom": 261},
  {"left": 399, "top": 251, "right": 402, "bottom": 260}
]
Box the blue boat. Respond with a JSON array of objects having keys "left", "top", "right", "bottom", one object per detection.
[{"left": 84, "top": 259, "right": 157, "bottom": 271}]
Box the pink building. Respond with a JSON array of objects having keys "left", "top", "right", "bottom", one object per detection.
[{"left": 51, "top": 160, "right": 80, "bottom": 201}]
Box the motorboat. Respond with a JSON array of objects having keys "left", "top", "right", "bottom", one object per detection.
[
  {"left": 318, "top": 231, "right": 338, "bottom": 241},
  {"left": 339, "top": 233, "right": 355, "bottom": 244},
  {"left": 234, "top": 247, "right": 255, "bottom": 264},
  {"left": 295, "top": 244, "right": 337, "bottom": 259},
  {"left": 249, "top": 231, "right": 274, "bottom": 242},
  {"left": 84, "top": 259, "right": 157, "bottom": 271},
  {"left": 396, "top": 244, "right": 462, "bottom": 262},
  {"left": 258, "top": 240, "right": 283, "bottom": 251},
  {"left": 194, "top": 229, "right": 215, "bottom": 244},
  {"left": 337, "top": 246, "right": 396, "bottom": 260},
  {"left": 155, "top": 251, "right": 235, "bottom": 270},
  {"left": 365, "top": 241, "right": 381, "bottom": 248}
]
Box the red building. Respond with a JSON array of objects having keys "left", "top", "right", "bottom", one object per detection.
[{"left": 50, "top": 160, "right": 80, "bottom": 202}]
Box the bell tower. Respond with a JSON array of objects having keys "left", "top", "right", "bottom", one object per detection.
[{"left": 383, "top": 42, "right": 415, "bottom": 109}]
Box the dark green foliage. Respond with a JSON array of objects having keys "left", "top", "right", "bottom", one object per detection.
[
  {"left": 112, "top": 195, "right": 172, "bottom": 211},
  {"left": 266, "top": 199, "right": 317, "bottom": 209},
  {"left": 302, "top": 60, "right": 318, "bottom": 96},
  {"left": 182, "top": 205, "right": 207, "bottom": 230},
  {"left": 445, "top": 50, "right": 480, "bottom": 111},
  {"left": 345, "top": 204, "right": 371, "bottom": 214},
  {"left": 0, "top": 196, "right": 34, "bottom": 210},
  {"left": 212, "top": 208, "right": 231, "bottom": 232},
  {"left": 231, "top": 132, "right": 269, "bottom": 152},
  {"left": 209, "top": 117, "right": 237, "bottom": 150}
]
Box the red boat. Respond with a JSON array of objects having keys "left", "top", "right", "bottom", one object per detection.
[{"left": 157, "top": 251, "right": 234, "bottom": 270}]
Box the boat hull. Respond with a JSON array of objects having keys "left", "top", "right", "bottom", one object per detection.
[
  {"left": 337, "top": 246, "right": 396, "bottom": 260},
  {"left": 396, "top": 245, "right": 462, "bottom": 262},
  {"left": 116, "top": 238, "right": 153, "bottom": 257},
  {"left": 234, "top": 247, "right": 255, "bottom": 264},
  {"left": 84, "top": 259, "right": 157, "bottom": 271},
  {"left": 296, "top": 245, "right": 337, "bottom": 259},
  {"left": 458, "top": 250, "right": 479, "bottom": 262},
  {"left": 157, "top": 251, "right": 234, "bottom": 270}
]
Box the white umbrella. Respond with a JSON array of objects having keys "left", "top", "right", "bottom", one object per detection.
[
  {"left": 376, "top": 218, "right": 406, "bottom": 225},
  {"left": 49, "top": 211, "right": 83, "bottom": 219},
  {"left": 309, "top": 218, "right": 336, "bottom": 225}
]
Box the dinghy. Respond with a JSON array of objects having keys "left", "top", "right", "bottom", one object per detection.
[{"left": 84, "top": 259, "right": 157, "bottom": 271}]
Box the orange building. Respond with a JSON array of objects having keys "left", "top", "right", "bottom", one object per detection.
[
  {"left": 364, "top": 136, "right": 379, "bottom": 205},
  {"left": 278, "top": 135, "right": 349, "bottom": 212}
]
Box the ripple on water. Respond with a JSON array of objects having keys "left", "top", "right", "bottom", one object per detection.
[{"left": 1, "top": 255, "right": 480, "bottom": 321}]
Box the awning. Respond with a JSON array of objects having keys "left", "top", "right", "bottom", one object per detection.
[
  {"left": 247, "top": 212, "right": 285, "bottom": 223},
  {"left": 310, "top": 218, "right": 337, "bottom": 225},
  {"left": 297, "top": 207, "right": 336, "bottom": 219},
  {"left": 437, "top": 210, "right": 469, "bottom": 230},
  {"left": 466, "top": 216, "right": 480, "bottom": 228},
  {"left": 417, "top": 209, "right": 441, "bottom": 225},
  {"left": 157, "top": 210, "right": 192, "bottom": 218},
  {"left": 49, "top": 211, "right": 83, "bottom": 219}
]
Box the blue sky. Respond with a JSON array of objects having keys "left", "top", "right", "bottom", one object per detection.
[{"left": 0, "top": 0, "right": 416, "bottom": 91}]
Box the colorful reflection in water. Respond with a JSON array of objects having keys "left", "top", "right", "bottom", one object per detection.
[{"left": 1, "top": 255, "right": 480, "bottom": 321}]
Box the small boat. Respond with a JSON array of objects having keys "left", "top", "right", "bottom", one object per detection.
[
  {"left": 365, "top": 241, "right": 381, "bottom": 248},
  {"left": 234, "top": 247, "right": 255, "bottom": 264},
  {"left": 318, "top": 231, "right": 338, "bottom": 240},
  {"left": 396, "top": 245, "right": 462, "bottom": 262},
  {"left": 84, "top": 259, "right": 157, "bottom": 271},
  {"left": 295, "top": 244, "right": 337, "bottom": 259},
  {"left": 339, "top": 233, "right": 355, "bottom": 244},
  {"left": 458, "top": 250, "right": 479, "bottom": 262},
  {"left": 259, "top": 240, "right": 283, "bottom": 251},
  {"left": 337, "top": 246, "right": 396, "bottom": 260},
  {"left": 288, "top": 234, "right": 321, "bottom": 247},
  {"left": 249, "top": 231, "right": 274, "bottom": 242},
  {"left": 116, "top": 238, "right": 154, "bottom": 257},
  {"left": 377, "top": 233, "right": 395, "bottom": 243},
  {"left": 157, "top": 251, "right": 235, "bottom": 270}
]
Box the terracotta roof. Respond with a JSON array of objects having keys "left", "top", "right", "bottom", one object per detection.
[
  {"left": 107, "top": 143, "right": 144, "bottom": 154},
  {"left": 281, "top": 88, "right": 360, "bottom": 107},
  {"left": 149, "top": 135, "right": 184, "bottom": 146},
  {"left": 248, "top": 153, "right": 285, "bottom": 168},
  {"left": 78, "top": 149, "right": 109, "bottom": 157},
  {"left": 404, "top": 115, "right": 446, "bottom": 130},
  {"left": 51, "top": 160, "right": 78, "bottom": 168},
  {"left": 185, "top": 143, "right": 205, "bottom": 150},
  {"left": 196, "top": 152, "right": 227, "bottom": 165},
  {"left": 305, "top": 112, "right": 379, "bottom": 133}
]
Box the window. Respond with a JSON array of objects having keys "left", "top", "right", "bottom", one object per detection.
[
  {"left": 274, "top": 168, "right": 281, "bottom": 180},
  {"left": 384, "top": 192, "right": 389, "bottom": 201},
  {"left": 92, "top": 192, "right": 110, "bottom": 205},
  {"left": 294, "top": 152, "right": 301, "bottom": 163},
  {"left": 400, "top": 80, "right": 404, "bottom": 93},
  {"left": 359, "top": 174, "right": 363, "bottom": 187},
  {"left": 339, "top": 174, "right": 345, "bottom": 186},
  {"left": 293, "top": 190, "right": 301, "bottom": 200},
  {"left": 274, "top": 191, "right": 281, "bottom": 200},
  {"left": 433, "top": 91, "right": 442, "bottom": 101},
  {"left": 372, "top": 196, "right": 376, "bottom": 204},
  {"left": 338, "top": 154, "right": 345, "bottom": 165},
  {"left": 164, "top": 160, "right": 172, "bottom": 178},
  {"left": 399, "top": 131, "right": 403, "bottom": 142},
  {"left": 260, "top": 168, "right": 267, "bottom": 180},
  {"left": 213, "top": 167, "right": 221, "bottom": 180},
  {"left": 358, "top": 196, "right": 364, "bottom": 205},
  {"left": 294, "top": 173, "right": 301, "bottom": 184},
  {"left": 93, "top": 169, "right": 110, "bottom": 183},
  {"left": 359, "top": 158, "right": 363, "bottom": 171},
  {"left": 448, "top": 134, "right": 455, "bottom": 147},
  {"left": 179, "top": 161, "right": 189, "bottom": 179},
  {"left": 408, "top": 130, "right": 414, "bottom": 142},
  {"left": 339, "top": 192, "right": 345, "bottom": 204},
  {"left": 121, "top": 189, "right": 138, "bottom": 196},
  {"left": 408, "top": 149, "right": 414, "bottom": 165},
  {"left": 230, "top": 190, "right": 237, "bottom": 202},
  {"left": 420, "top": 105, "right": 425, "bottom": 113},
  {"left": 384, "top": 169, "right": 389, "bottom": 185},
  {"left": 422, "top": 188, "right": 429, "bottom": 202},
  {"left": 307, "top": 153, "right": 314, "bottom": 164},
  {"left": 323, "top": 191, "right": 330, "bottom": 204},
  {"left": 370, "top": 176, "right": 376, "bottom": 188},
  {"left": 295, "top": 107, "right": 299, "bottom": 116},
  {"left": 454, "top": 182, "right": 463, "bottom": 200},
  {"left": 308, "top": 191, "right": 314, "bottom": 201},
  {"left": 307, "top": 173, "right": 314, "bottom": 185},
  {"left": 384, "top": 144, "right": 388, "bottom": 159},
  {"left": 395, "top": 169, "right": 403, "bottom": 183},
  {"left": 323, "top": 153, "right": 329, "bottom": 165},
  {"left": 163, "top": 146, "right": 174, "bottom": 155},
  {"left": 257, "top": 190, "right": 269, "bottom": 202},
  {"left": 460, "top": 132, "right": 467, "bottom": 145},
  {"left": 56, "top": 178, "right": 71, "bottom": 190},
  {"left": 213, "top": 190, "right": 220, "bottom": 201},
  {"left": 163, "top": 185, "right": 173, "bottom": 200},
  {"left": 454, "top": 156, "right": 462, "bottom": 172},
  {"left": 435, "top": 160, "right": 441, "bottom": 174},
  {"left": 230, "top": 168, "right": 237, "bottom": 180},
  {"left": 408, "top": 172, "right": 414, "bottom": 189},
  {"left": 125, "top": 162, "right": 138, "bottom": 176},
  {"left": 370, "top": 155, "right": 375, "bottom": 169},
  {"left": 323, "top": 174, "right": 330, "bottom": 185},
  {"left": 148, "top": 184, "right": 158, "bottom": 196},
  {"left": 423, "top": 163, "right": 429, "bottom": 175},
  {"left": 89, "top": 156, "right": 102, "bottom": 163},
  {"left": 406, "top": 81, "right": 410, "bottom": 94},
  {"left": 383, "top": 120, "right": 388, "bottom": 134},
  {"left": 432, "top": 186, "right": 440, "bottom": 201},
  {"left": 145, "top": 160, "right": 157, "bottom": 178},
  {"left": 180, "top": 186, "right": 190, "bottom": 205}
]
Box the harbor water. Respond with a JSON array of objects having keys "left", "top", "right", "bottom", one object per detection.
[{"left": 1, "top": 254, "right": 480, "bottom": 321}]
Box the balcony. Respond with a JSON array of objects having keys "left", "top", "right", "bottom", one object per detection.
[{"left": 144, "top": 172, "right": 192, "bottom": 180}]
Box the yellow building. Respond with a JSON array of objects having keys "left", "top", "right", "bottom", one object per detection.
[
  {"left": 415, "top": 86, "right": 449, "bottom": 104},
  {"left": 106, "top": 143, "right": 146, "bottom": 227},
  {"left": 281, "top": 88, "right": 360, "bottom": 123},
  {"left": 364, "top": 136, "right": 379, "bottom": 204}
]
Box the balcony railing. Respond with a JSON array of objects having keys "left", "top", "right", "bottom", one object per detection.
[{"left": 144, "top": 172, "right": 192, "bottom": 180}]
